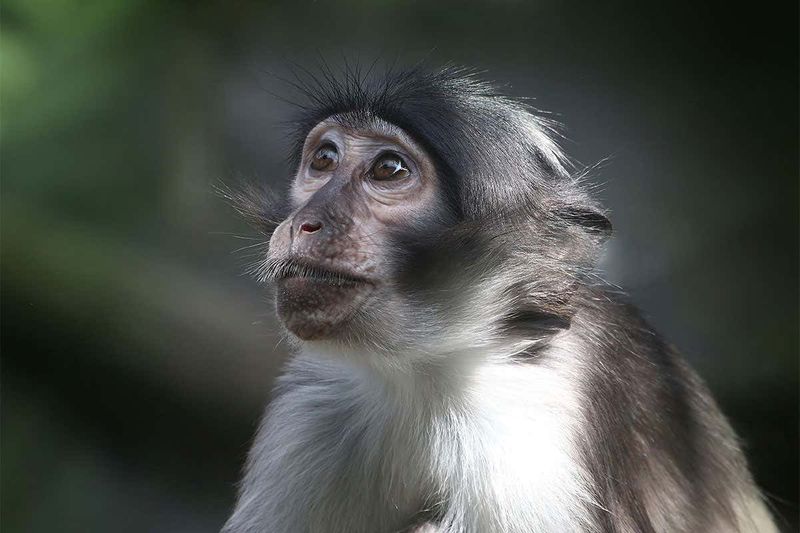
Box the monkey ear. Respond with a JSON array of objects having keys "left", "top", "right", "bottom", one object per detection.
[{"left": 556, "top": 206, "right": 612, "bottom": 241}]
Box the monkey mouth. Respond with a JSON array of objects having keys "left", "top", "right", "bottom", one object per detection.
[
  {"left": 270, "top": 257, "right": 376, "bottom": 340},
  {"left": 264, "top": 257, "right": 370, "bottom": 286}
]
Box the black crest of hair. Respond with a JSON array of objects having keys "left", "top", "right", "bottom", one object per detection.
[{"left": 285, "top": 63, "right": 609, "bottom": 226}]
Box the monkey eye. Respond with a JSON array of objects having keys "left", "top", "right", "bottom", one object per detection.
[
  {"left": 310, "top": 143, "right": 339, "bottom": 171},
  {"left": 371, "top": 153, "right": 410, "bottom": 181}
]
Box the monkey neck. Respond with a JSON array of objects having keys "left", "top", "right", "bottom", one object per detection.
[{"left": 297, "top": 331, "right": 571, "bottom": 412}]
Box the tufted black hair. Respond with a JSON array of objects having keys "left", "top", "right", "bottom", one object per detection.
[{"left": 285, "top": 65, "right": 608, "bottom": 231}]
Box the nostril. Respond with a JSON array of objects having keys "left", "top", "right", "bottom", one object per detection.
[{"left": 299, "top": 221, "right": 323, "bottom": 234}]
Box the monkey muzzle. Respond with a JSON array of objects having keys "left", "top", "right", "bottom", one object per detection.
[{"left": 270, "top": 257, "right": 375, "bottom": 340}]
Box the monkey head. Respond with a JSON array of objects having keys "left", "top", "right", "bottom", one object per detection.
[
  {"left": 266, "top": 116, "right": 445, "bottom": 342},
  {"left": 233, "top": 68, "right": 612, "bottom": 355}
]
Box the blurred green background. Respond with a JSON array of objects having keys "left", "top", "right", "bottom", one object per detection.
[{"left": 2, "top": 1, "right": 797, "bottom": 531}]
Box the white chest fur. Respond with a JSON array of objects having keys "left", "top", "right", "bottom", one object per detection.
[
  {"left": 429, "top": 359, "right": 597, "bottom": 532},
  {"left": 227, "top": 339, "right": 599, "bottom": 533}
]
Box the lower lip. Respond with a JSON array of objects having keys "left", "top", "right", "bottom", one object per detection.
[
  {"left": 278, "top": 277, "right": 374, "bottom": 304},
  {"left": 281, "top": 276, "right": 367, "bottom": 288}
]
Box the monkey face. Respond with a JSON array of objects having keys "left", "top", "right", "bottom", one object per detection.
[{"left": 267, "top": 116, "right": 443, "bottom": 342}]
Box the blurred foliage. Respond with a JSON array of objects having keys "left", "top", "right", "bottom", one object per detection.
[{"left": 1, "top": 0, "right": 797, "bottom": 532}]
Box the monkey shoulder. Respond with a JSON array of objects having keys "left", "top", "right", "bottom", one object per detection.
[{"left": 566, "top": 290, "right": 769, "bottom": 532}]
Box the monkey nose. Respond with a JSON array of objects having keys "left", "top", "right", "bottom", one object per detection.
[{"left": 299, "top": 221, "right": 323, "bottom": 234}]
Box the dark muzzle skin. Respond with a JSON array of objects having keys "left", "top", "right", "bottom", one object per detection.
[
  {"left": 269, "top": 191, "right": 379, "bottom": 340},
  {"left": 271, "top": 212, "right": 376, "bottom": 340},
  {"left": 276, "top": 275, "right": 374, "bottom": 340}
]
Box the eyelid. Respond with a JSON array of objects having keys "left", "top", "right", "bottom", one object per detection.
[
  {"left": 376, "top": 149, "right": 403, "bottom": 160},
  {"left": 372, "top": 151, "right": 412, "bottom": 171},
  {"left": 316, "top": 141, "right": 338, "bottom": 154}
]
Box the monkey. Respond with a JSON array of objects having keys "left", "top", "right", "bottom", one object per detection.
[{"left": 220, "top": 67, "right": 777, "bottom": 533}]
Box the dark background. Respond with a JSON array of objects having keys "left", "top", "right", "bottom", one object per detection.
[{"left": 2, "top": 1, "right": 797, "bottom": 531}]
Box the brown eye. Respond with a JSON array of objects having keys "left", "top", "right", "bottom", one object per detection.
[
  {"left": 310, "top": 144, "right": 338, "bottom": 171},
  {"left": 371, "top": 153, "right": 410, "bottom": 181}
]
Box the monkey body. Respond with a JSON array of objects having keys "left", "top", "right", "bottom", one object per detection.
[
  {"left": 225, "top": 291, "right": 774, "bottom": 533},
  {"left": 221, "top": 68, "right": 776, "bottom": 532}
]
